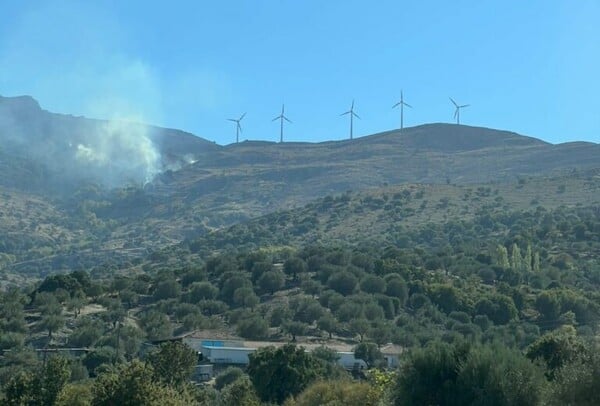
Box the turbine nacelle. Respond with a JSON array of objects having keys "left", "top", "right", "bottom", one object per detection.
[
  {"left": 340, "top": 99, "right": 360, "bottom": 119},
  {"left": 272, "top": 104, "right": 292, "bottom": 123},
  {"left": 393, "top": 90, "right": 412, "bottom": 109}
]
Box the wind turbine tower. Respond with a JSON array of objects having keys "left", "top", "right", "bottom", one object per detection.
[
  {"left": 450, "top": 97, "right": 469, "bottom": 125},
  {"left": 392, "top": 90, "right": 412, "bottom": 130},
  {"left": 272, "top": 104, "right": 292, "bottom": 143},
  {"left": 227, "top": 112, "right": 246, "bottom": 143},
  {"left": 340, "top": 99, "right": 360, "bottom": 139}
]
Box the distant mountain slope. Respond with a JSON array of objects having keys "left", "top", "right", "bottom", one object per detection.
[
  {"left": 175, "top": 123, "right": 597, "bottom": 184},
  {"left": 2, "top": 95, "right": 598, "bottom": 200},
  {"left": 145, "top": 123, "right": 599, "bottom": 229}
]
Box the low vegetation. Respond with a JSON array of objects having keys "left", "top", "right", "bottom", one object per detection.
[{"left": 1, "top": 169, "right": 600, "bottom": 403}]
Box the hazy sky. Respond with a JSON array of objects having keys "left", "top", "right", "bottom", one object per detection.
[{"left": 1, "top": 1, "right": 599, "bottom": 144}]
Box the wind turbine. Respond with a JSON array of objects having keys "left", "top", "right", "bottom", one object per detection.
[
  {"left": 392, "top": 90, "right": 412, "bottom": 130},
  {"left": 450, "top": 97, "right": 469, "bottom": 125},
  {"left": 340, "top": 99, "right": 360, "bottom": 139},
  {"left": 227, "top": 112, "right": 246, "bottom": 143},
  {"left": 272, "top": 104, "right": 291, "bottom": 143}
]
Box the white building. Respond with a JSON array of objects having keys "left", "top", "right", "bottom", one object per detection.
[
  {"left": 336, "top": 351, "right": 368, "bottom": 370},
  {"left": 201, "top": 345, "right": 257, "bottom": 365},
  {"left": 153, "top": 333, "right": 402, "bottom": 369}
]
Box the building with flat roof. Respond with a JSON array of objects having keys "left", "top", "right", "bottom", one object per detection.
[{"left": 200, "top": 345, "right": 257, "bottom": 365}]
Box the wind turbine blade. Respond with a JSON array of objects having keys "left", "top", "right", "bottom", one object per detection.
[
  {"left": 351, "top": 99, "right": 355, "bottom": 109},
  {"left": 239, "top": 112, "right": 246, "bottom": 120},
  {"left": 404, "top": 102, "right": 412, "bottom": 108},
  {"left": 460, "top": 104, "right": 470, "bottom": 108},
  {"left": 284, "top": 116, "right": 292, "bottom": 123},
  {"left": 272, "top": 116, "right": 280, "bottom": 121},
  {"left": 353, "top": 112, "right": 361, "bottom": 119},
  {"left": 341, "top": 111, "right": 350, "bottom": 116},
  {"left": 392, "top": 102, "right": 401, "bottom": 108},
  {"left": 454, "top": 109, "right": 458, "bottom": 118},
  {"left": 449, "top": 97, "right": 458, "bottom": 107},
  {"left": 227, "top": 118, "right": 237, "bottom": 122},
  {"left": 238, "top": 123, "right": 242, "bottom": 132}
]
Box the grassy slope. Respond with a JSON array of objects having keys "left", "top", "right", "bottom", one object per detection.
[{"left": 185, "top": 171, "right": 600, "bottom": 250}]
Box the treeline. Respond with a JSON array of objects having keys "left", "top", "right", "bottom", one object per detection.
[{"left": 3, "top": 336, "right": 600, "bottom": 405}]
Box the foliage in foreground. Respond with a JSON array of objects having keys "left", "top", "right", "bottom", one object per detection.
[
  {"left": 247, "top": 344, "right": 331, "bottom": 404},
  {"left": 284, "top": 380, "right": 374, "bottom": 406},
  {"left": 394, "top": 340, "right": 547, "bottom": 406},
  {"left": 91, "top": 360, "right": 197, "bottom": 406},
  {"left": 4, "top": 356, "right": 71, "bottom": 406}
]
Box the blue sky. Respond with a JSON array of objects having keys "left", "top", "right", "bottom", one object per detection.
[{"left": 1, "top": 0, "right": 598, "bottom": 144}]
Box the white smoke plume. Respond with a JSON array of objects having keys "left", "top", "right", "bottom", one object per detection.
[
  {"left": 73, "top": 118, "right": 161, "bottom": 186},
  {"left": 0, "top": 3, "right": 165, "bottom": 189}
]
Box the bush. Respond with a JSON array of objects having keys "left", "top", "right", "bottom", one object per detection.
[
  {"left": 360, "top": 275, "right": 386, "bottom": 294},
  {"left": 287, "top": 380, "right": 372, "bottom": 406},
  {"left": 546, "top": 350, "right": 600, "bottom": 405},
  {"left": 237, "top": 316, "right": 269, "bottom": 340},
  {"left": 214, "top": 367, "right": 245, "bottom": 390},
  {"left": 393, "top": 341, "right": 545, "bottom": 406},
  {"left": 327, "top": 272, "right": 358, "bottom": 296}
]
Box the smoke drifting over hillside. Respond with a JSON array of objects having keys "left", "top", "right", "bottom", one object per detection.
[
  {"left": 72, "top": 119, "right": 161, "bottom": 186},
  {"left": 0, "top": 95, "right": 165, "bottom": 189}
]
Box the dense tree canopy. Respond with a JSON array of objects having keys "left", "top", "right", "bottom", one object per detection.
[
  {"left": 247, "top": 344, "right": 327, "bottom": 404},
  {"left": 147, "top": 341, "right": 197, "bottom": 388}
]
